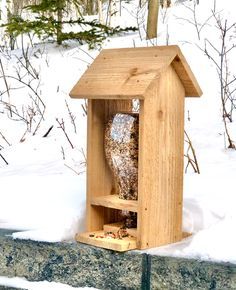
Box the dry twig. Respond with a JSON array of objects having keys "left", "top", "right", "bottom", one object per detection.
[
  {"left": 0, "top": 152, "right": 8, "bottom": 165},
  {"left": 0, "top": 131, "right": 11, "bottom": 146},
  {"left": 184, "top": 130, "right": 200, "bottom": 174},
  {"left": 202, "top": 12, "right": 236, "bottom": 148},
  {"left": 43, "top": 125, "right": 54, "bottom": 138},
  {"left": 0, "top": 59, "right": 12, "bottom": 117},
  {"left": 65, "top": 100, "right": 77, "bottom": 133},
  {"left": 81, "top": 99, "right": 87, "bottom": 116},
  {"left": 56, "top": 118, "right": 74, "bottom": 149}
]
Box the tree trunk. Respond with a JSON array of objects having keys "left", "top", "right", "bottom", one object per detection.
[
  {"left": 6, "top": 0, "right": 16, "bottom": 49},
  {"left": 87, "top": 0, "right": 94, "bottom": 15},
  {"left": 160, "top": 0, "right": 171, "bottom": 8},
  {"left": 139, "top": 0, "right": 146, "bottom": 7},
  {"left": 146, "top": 0, "right": 159, "bottom": 39},
  {"left": 98, "top": 0, "right": 103, "bottom": 23},
  {"left": 106, "top": 0, "right": 118, "bottom": 27},
  {"left": 56, "top": 0, "right": 64, "bottom": 44},
  {"left": 0, "top": 0, "right": 7, "bottom": 21}
]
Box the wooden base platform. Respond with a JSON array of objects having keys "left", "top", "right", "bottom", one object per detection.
[
  {"left": 75, "top": 223, "right": 191, "bottom": 252},
  {"left": 76, "top": 222, "right": 137, "bottom": 252},
  {"left": 76, "top": 231, "right": 137, "bottom": 252}
]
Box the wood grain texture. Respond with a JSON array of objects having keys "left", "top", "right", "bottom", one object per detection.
[
  {"left": 69, "top": 46, "right": 202, "bottom": 99},
  {"left": 76, "top": 231, "right": 137, "bottom": 252},
  {"left": 86, "top": 99, "right": 107, "bottom": 231},
  {"left": 171, "top": 53, "right": 202, "bottom": 97},
  {"left": 90, "top": 195, "right": 138, "bottom": 212},
  {"left": 86, "top": 99, "right": 132, "bottom": 232},
  {"left": 137, "top": 64, "right": 185, "bottom": 249}
]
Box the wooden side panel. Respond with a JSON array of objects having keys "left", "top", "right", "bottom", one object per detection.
[
  {"left": 86, "top": 99, "right": 132, "bottom": 232},
  {"left": 137, "top": 65, "right": 185, "bottom": 249},
  {"left": 86, "top": 99, "right": 109, "bottom": 231}
]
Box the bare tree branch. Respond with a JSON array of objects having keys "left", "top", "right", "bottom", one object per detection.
[
  {"left": 0, "top": 131, "right": 11, "bottom": 146},
  {"left": 0, "top": 59, "right": 12, "bottom": 117},
  {"left": 56, "top": 118, "right": 74, "bottom": 149},
  {"left": 65, "top": 100, "right": 77, "bottom": 133},
  {"left": 0, "top": 152, "right": 8, "bottom": 165},
  {"left": 184, "top": 130, "right": 200, "bottom": 174}
]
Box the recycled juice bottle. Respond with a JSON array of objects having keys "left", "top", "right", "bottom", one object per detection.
[{"left": 104, "top": 112, "right": 139, "bottom": 228}]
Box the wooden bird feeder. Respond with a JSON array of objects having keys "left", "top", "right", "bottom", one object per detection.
[{"left": 69, "top": 45, "right": 202, "bottom": 252}]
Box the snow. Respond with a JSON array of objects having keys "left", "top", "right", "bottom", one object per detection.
[
  {"left": 0, "top": 276, "right": 97, "bottom": 290},
  {"left": 0, "top": 0, "right": 236, "bottom": 282}
]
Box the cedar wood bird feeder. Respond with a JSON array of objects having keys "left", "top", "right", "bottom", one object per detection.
[{"left": 69, "top": 45, "right": 202, "bottom": 252}]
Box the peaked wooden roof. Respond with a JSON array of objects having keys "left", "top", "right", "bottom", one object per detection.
[{"left": 69, "top": 45, "right": 202, "bottom": 99}]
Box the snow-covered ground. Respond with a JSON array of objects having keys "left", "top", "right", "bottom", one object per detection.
[
  {"left": 0, "top": 276, "right": 97, "bottom": 290},
  {"left": 0, "top": 1, "right": 236, "bottom": 284}
]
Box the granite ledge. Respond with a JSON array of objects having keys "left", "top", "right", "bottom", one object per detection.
[{"left": 0, "top": 232, "right": 236, "bottom": 289}]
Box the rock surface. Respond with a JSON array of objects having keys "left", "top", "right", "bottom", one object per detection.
[
  {"left": 0, "top": 235, "right": 142, "bottom": 289},
  {"left": 0, "top": 231, "right": 236, "bottom": 289},
  {"left": 150, "top": 255, "right": 236, "bottom": 290}
]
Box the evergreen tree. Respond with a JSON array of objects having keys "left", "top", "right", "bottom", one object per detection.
[{"left": 2, "top": 0, "right": 136, "bottom": 47}]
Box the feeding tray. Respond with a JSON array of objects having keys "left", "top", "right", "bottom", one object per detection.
[
  {"left": 76, "top": 222, "right": 191, "bottom": 252},
  {"left": 76, "top": 222, "right": 137, "bottom": 252}
]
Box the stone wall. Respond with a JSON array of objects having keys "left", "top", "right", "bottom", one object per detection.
[{"left": 0, "top": 233, "right": 236, "bottom": 289}]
